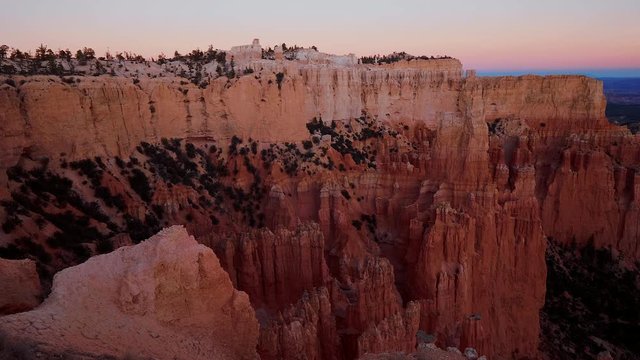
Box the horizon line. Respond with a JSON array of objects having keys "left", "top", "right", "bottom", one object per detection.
[{"left": 476, "top": 68, "right": 640, "bottom": 78}]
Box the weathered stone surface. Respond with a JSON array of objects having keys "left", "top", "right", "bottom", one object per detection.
[
  {"left": 213, "top": 223, "right": 331, "bottom": 310},
  {"left": 0, "top": 258, "right": 41, "bottom": 315},
  {"left": 258, "top": 287, "right": 340, "bottom": 360},
  {"left": 357, "top": 301, "right": 421, "bottom": 356},
  {"left": 0, "top": 226, "right": 259, "bottom": 360}
]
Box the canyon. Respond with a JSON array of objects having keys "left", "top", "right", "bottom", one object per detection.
[{"left": 0, "top": 42, "right": 638, "bottom": 360}]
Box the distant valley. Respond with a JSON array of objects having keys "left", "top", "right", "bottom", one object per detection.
[{"left": 602, "top": 77, "right": 640, "bottom": 133}]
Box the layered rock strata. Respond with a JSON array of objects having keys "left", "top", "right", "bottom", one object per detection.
[{"left": 0, "top": 55, "right": 638, "bottom": 360}]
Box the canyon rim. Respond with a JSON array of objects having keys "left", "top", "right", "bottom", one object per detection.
[{"left": 0, "top": 36, "right": 638, "bottom": 360}]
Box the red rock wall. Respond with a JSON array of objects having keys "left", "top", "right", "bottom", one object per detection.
[
  {"left": 0, "top": 69, "right": 604, "bottom": 183},
  {"left": 1, "top": 64, "right": 639, "bottom": 360}
]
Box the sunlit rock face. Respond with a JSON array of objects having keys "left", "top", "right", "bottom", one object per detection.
[
  {"left": 0, "top": 59, "right": 607, "bottom": 185},
  {"left": 0, "top": 226, "right": 259, "bottom": 360}
]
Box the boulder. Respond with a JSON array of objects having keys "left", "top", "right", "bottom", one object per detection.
[{"left": 0, "top": 226, "right": 259, "bottom": 360}]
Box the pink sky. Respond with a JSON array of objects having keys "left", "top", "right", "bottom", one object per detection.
[{"left": 1, "top": 0, "right": 639, "bottom": 71}]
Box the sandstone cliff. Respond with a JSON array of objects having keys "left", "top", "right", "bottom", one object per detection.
[
  {"left": 0, "top": 226, "right": 259, "bottom": 360},
  {"left": 0, "top": 61, "right": 605, "bottom": 183}
]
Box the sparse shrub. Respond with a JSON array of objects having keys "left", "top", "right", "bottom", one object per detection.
[
  {"left": 229, "top": 135, "right": 242, "bottom": 155},
  {"left": 115, "top": 156, "right": 125, "bottom": 169},
  {"left": 95, "top": 238, "right": 112, "bottom": 254},
  {"left": 70, "top": 158, "right": 102, "bottom": 185},
  {"left": 152, "top": 204, "right": 164, "bottom": 218},
  {"left": 95, "top": 186, "right": 125, "bottom": 210},
  {"left": 302, "top": 140, "right": 313, "bottom": 150},
  {"left": 544, "top": 240, "right": 640, "bottom": 359},
  {"left": 351, "top": 220, "right": 362, "bottom": 230},
  {"left": 185, "top": 143, "right": 197, "bottom": 158},
  {"left": 15, "top": 236, "right": 51, "bottom": 263},
  {"left": 2, "top": 216, "right": 22, "bottom": 233},
  {"left": 128, "top": 168, "right": 152, "bottom": 203},
  {"left": 275, "top": 72, "right": 284, "bottom": 89},
  {"left": 124, "top": 215, "right": 153, "bottom": 243},
  {"left": 0, "top": 244, "right": 25, "bottom": 260},
  {"left": 341, "top": 189, "right": 351, "bottom": 200}
]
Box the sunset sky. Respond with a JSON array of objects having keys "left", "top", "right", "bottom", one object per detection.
[{"left": 2, "top": 0, "right": 639, "bottom": 74}]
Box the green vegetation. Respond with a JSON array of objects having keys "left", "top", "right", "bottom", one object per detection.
[
  {"left": 305, "top": 116, "right": 382, "bottom": 169},
  {"left": 275, "top": 72, "right": 285, "bottom": 89},
  {"left": 128, "top": 169, "right": 152, "bottom": 203},
  {"left": 360, "top": 51, "right": 453, "bottom": 65}
]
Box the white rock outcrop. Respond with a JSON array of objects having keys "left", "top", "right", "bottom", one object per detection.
[{"left": 0, "top": 226, "right": 259, "bottom": 360}]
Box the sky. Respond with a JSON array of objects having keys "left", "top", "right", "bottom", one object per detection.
[{"left": 1, "top": 0, "right": 639, "bottom": 75}]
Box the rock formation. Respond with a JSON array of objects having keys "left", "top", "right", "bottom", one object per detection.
[
  {"left": 0, "top": 61, "right": 604, "bottom": 183},
  {"left": 357, "top": 301, "right": 421, "bottom": 356},
  {"left": 212, "top": 223, "right": 331, "bottom": 310},
  {"left": 0, "top": 258, "right": 41, "bottom": 315},
  {"left": 1, "top": 43, "right": 639, "bottom": 360},
  {"left": 0, "top": 226, "right": 259, "bottom": 360},
  {"left": 258, "top": 287, "right": 340, "bottom": 360}
]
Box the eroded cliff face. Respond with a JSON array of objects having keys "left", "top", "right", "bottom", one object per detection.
[
  {"left": 0, "top": 60, "right": 461, "bottom": 178},
  {"left": 0, "top": 226, "right": 259, "bottom": 360},
  {"left": 0, "top": 59, "right": 639, "bottom": 360},
  {"left": 0, "top": 60, "right": 605, "bottom": 179}
]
